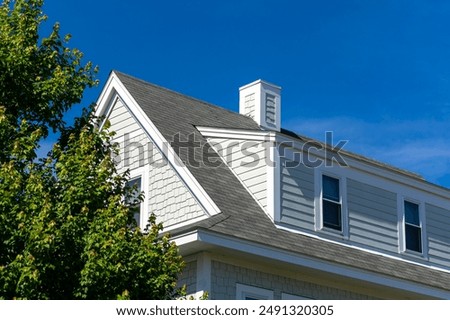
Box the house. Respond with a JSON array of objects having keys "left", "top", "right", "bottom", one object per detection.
[{"left": 95, "top": 71, "right": 450, "bottom": 299}]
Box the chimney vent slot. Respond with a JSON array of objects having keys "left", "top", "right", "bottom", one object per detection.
[{"left": 265, "top": 93, "right": 276, "bottom": 126}]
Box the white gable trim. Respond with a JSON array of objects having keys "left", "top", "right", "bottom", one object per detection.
[{"left": 95, "top": 72, "right": 221, "bottom": 217}]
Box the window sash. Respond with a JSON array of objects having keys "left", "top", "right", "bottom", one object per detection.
[
  {"left": 404, "top": 201, "right": 420, "bottom": 226},
  {"left": 405, "top": 223, "right": 422, "bottom": 253},
  {"left": 323, "top": 199, "right": 342, "bottom": 230},
  {"left": 322, "top": 175, "right": 342, "bottom": 231},
  {"left": 322, "top": 175, "right": 340, "bottom": 202},
  {"left": 403, "top": 200, "right": 422, "bottom": 253}
]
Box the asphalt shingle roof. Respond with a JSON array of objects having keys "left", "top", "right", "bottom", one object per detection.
[{"left": 115, "top": 71, "right": 450, "bottom": 294}]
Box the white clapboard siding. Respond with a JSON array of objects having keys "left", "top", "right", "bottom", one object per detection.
[
  {"left": 279, "top": 158, "right": 315, "bottom": 230},
  {"left": 426, "top": 203, "right": 450, "bottom": 268},
  {"left": 347, "top": 179, "right": 398, "bottom": 253},
  {"left": 208, "top": 138, "right": 268, "bottom": 210}
]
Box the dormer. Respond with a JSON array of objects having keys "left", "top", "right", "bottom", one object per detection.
[{"left": 239, "top": 80, "right": 281, "bottom": 132}]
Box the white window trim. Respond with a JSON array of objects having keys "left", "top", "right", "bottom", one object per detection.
[
  {"left": 236, "top": 284, "right": 273, "bottom": 300},
  {"left": 128, "top": 166, "right": 149, "bottom": 230},
  {"left": 281, "top": 292, "right": 312, "bottom": 300},
  {"left": 314, "top": 168, "right": 349, "bottom": 239},
  {"left": 268, "top": 140, "right": 281, "bottom": 222},
  {"left": 397, "top": 195, "right": 428, "bottom": 258}
]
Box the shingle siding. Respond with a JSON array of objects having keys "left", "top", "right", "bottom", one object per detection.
[
  {"left": 210, "top": 260, "right": 373, "bottom": 300},
  {"left": 177, "top": 260, "right": 197, "bottom": 296},
  {"left": 107, "top": 98, "right": 207, "bottom": 228}
]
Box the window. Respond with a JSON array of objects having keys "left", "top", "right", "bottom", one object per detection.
[
  {"left": 314, "top": 170, "right": 348, "bottom": 237},
  {"left": 404, "top": 200, "right": 422, "bottom": 253},
  {"left": 281, "top": 292, "right": 312, "bottom": 300},
  {"left": 126, "top": 177, "right": 142, "bottom": 227},
  {"left": 236, "top": 284, "right": 273, "bottom": 300},
  {"left": 322, "top": 175, "right": 342, "bottom": 231}
]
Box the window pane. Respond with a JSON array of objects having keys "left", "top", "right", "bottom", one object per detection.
[
  {"left": 405, "top": 224, "right": 422, "bottom": 252},
  {"left": 323, "top": 200, "right": 342, "bottom": 231},
  {"left": 126, "top": 177, "right": 142, "bottom": 226},
  {"left": 126, "top": 177, "right": 141, "bottom": 204},
  {"left": 404, "top": 201, "right": 420, "bottom": 226},
  {"left": 132, "top": 209, "right": 141, "bottom": 227},
  {"left": 323, "top": 175, "right": 339, "bottom": 202}
]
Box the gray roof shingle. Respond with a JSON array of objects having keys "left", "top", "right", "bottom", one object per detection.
[{"left": 115, "top": 71, "right": 450, "bottom": 294}]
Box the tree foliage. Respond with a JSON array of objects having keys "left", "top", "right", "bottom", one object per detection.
[
  {"left": 0, "top": 0, "right": 184, "bottom": 299},
  {"left": 0, "top": 0, "right": 96, "bottom": 135}
]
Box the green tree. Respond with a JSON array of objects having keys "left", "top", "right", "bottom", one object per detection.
[{"left": 0, "top": 0, "right": 184, "bottom": 299}]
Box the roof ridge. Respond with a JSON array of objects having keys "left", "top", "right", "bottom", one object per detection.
[{"left": 279, "top": 128, "right": 425, "bottom": 181}]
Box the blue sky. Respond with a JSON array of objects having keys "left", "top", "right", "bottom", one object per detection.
[{"left": 41, "top": 0, "right": 450, "bottom": 187}]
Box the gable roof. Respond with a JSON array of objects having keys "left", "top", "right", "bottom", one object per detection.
[{"left": 113, "top": 71, "right": 450, "bottom": 296}]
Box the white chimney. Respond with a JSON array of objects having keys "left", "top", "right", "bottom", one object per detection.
[{"left": 239, "top": 80, "right": 281, "bottom": 132}]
